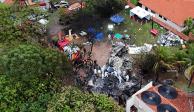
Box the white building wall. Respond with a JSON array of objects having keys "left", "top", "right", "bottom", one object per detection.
[
  {"left": 141, "top": 5, "right": 185, "bottom": 32},
  {"left": 155, "top": 16, "right": 184, "bottom": 31},
  {"left": 126, "top": 82, "right": 154, "bottom": 112},
  {"left": 142, "top": 5, "right": 145, "bottom": 9},
  {"left": 0, "top": 0, "right": 5, "bottom": 3}
]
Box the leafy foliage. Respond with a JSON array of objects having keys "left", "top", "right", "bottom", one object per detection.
[
  {"left": 0, "top": 4, "right": 47, "bottom": 43},
  {"left": 0, "top": 74, "right": 54, "bottom": 111},
  {"left": 130, "top": 0, "right": 139, "bottom": 5},
  {"left": 183, "top": 17, "right": 194, "bottom": 35},
  {"left": 0, "top": 3, "right": 124, "bottom": 112},
  {"left": 1, "top": 44, "right": 72, "bottom": 78},
  {"left": 187, "top": 44, "right": 194, "bottom": 65},
  {"left": 47, "top": 87, "right": 124, "bottom": 112},
  {"left": 0, "top": 43, "right": 72, "bottom": 111},
  {"left": 85, "top": 0, "right": 126, "bottom": 17}
]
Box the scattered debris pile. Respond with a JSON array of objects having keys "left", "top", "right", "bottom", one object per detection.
[
  {"left": 157, "top": 31, "right": 183, "bottom": 46},
  {"left": 86, "top": 42, "right": 142, "bottom": 104},
  {"left": 63, "top": 44, "right": 80, "bottom": 60},
  {"left": 127, "top": 43, "right": 153, "bottom": 54}
]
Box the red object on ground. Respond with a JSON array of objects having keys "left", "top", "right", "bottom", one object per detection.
[
  {"left": 150, "top": 29, "right": 158, "bottom": 36},
  {"left": 57, "top": 38, "right": 70, "bottom": 50},
  {"left": 39, "top": 2, "right": 46, "bottom": 6},
  {"left": 71, "top": 52, "right": 80, "bottom": 61}
]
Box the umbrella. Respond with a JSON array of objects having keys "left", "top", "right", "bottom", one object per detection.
[
  {"left": 114, "top": 33, "right": 123, "bottom": 39},
  {"left": 110, "top": 15, "right": 125, "bottom": 24},
  {"left": 95, "top": 32, "right": 104, "bottom": 41}
]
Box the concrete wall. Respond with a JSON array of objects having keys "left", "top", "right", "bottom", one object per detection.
[
  {"left": 126, "top": 82, "right": 153, "bottom": 112},
  {"left": 141, "top": 5, "right": 185, "bottom": 32}
]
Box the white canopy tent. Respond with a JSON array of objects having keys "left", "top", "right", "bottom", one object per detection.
[{"left": 130, "top": 6, "right": 154, "bottom": 20}]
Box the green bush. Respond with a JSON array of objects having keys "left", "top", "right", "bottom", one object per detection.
[
  {"left": 130, "top": 0, "right": 139, "bottom": 5},
  {"left": 47, "top": 87, "right": 124, "bottom": 112}
]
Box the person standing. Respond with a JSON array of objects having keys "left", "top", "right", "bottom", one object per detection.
[{"left": 83, "top": 47, "right": 86, "bottom": 58}]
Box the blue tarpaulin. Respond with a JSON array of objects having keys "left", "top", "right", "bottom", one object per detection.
[
  {"left": 114, "top": 33, "right": 123, "bottom": 39},
  {"left": 87, "top": 27, "right": 96, "bottom": 34},
  {"left": 95, "top": 32, "right": 104, "bottom": 41},
  {"left": 110, "top": 15, "right": 125, "bottom": 24}
]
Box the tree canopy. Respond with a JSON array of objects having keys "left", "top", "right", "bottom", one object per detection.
[
  {"left": 47, "top": 87, "right": 124, "bottom": 112},
  {"left": 84, "top": 0, "right": 126, "bottom": 17},
  {"left": 1, "top": 44, "right": 72, "bottom": 78},
  {"left": 0, "top": 3, "right": 124, "bottom": 112},
  {"left": 0, "top": 4, "right": 47, "bottom": 43}
]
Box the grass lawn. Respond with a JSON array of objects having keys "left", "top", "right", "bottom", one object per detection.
[{"left": 110, "top": 9, "right": 166, "bottom": 45}]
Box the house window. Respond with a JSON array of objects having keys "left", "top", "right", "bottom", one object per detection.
[
  {"left": 164, "top": 17, "right": 167, "bottom": 21},
  {"left": 145, "top": 7, "right": 148, "bottom": 11},
  {"left": 159, "top": 15, "right": 162, "bottom": 18}
]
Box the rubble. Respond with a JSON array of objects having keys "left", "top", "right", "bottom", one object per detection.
[
  {"left": 84, "top": 41, "right": 141, "bottom": 104},
  {"left": 127, "top": 43, "right": 153, "bottom": 54},
  {"left": 157, "top": 31, "right": 183, "bottom": 46}
]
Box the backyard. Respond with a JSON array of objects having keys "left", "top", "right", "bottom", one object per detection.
[
  {"left": 88, "top": 8, "right": 166, "bottom": 45},
  {"left": 54, "top": 7, "right": 194, "bottom": 91},
  {"left": 116, "top": 9, "right": 166, "bottom": 45}
]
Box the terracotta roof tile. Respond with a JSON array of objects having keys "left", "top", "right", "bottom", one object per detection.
[
  {"left": 3, "top": 0, "right": 13, "bottom": 4},
  {"left": 139, "top": 0, "right": 194, "bottom": 26}
]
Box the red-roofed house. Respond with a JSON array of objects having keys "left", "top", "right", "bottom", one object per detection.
[
  {"left": 138, "top": 0, "right": 194, "bottom": 32},
  {"left": 0, "top": 0, "right": 13, "bottom": 4}
]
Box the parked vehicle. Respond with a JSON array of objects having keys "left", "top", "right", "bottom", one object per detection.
[{"left": 54, "top": 0, "right": 69, "bottom": 8}]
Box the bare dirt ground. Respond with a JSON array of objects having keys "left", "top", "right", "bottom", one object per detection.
[{"left": 91, "top": 41, "right": 112, "bottom": 67}]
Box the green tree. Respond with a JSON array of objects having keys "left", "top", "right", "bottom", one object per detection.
[
  {"left": 1, "top": 44, "right": 72, "bottom": 79},
  {"left": 130, "top": 0, "right": 139, "bottom": 5},
  {"left": 184, "top": 65, "right": 194, "bottom": 88},
  {"left": 0, "top": 4, "right": 48, "bottom": 44},
  {"left": 185, "top": 17, "right": 193, "bottom": 30},
  {"left": 187, "top": 44, "right": 194, "bottom": 65},
  {"left": 0, "top": 44, "right": 72, "bottom": 111},
  {"left": 184, "top": 17, "right": 194, "bottom": 35},
  {"left": 47, "top": 87, "right": 124, "bottom": 112},
  {"left": 153, "top": 46, "right": 194, "bottom": 82},
  {"left": 0, "top": 74, "right": 54, "bottom": 111},
  {"left": 85, "top": 0, "right": 126, "bottom": 17},
  {"left": 150, "top": 44, "right": 194, "bottom": 85}
]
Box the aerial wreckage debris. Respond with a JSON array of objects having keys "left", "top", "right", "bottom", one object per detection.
[{"left": 80, "top": 42, "right": 143, "bottom": 105}]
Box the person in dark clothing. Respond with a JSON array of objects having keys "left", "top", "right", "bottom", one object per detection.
[
  {"left": 93, "top": 60, "right": 98, "bottom": 69},
  {"left": 83, "top": 47, "right": 86, "bottom": 58}
]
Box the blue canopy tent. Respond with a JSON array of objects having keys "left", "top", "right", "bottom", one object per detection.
[
  {"left": 95, "top": 32, "right": 104, "bottom": 41},
  {"left": 110, "top": 15, "right": 125, "bottom": 24}
]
